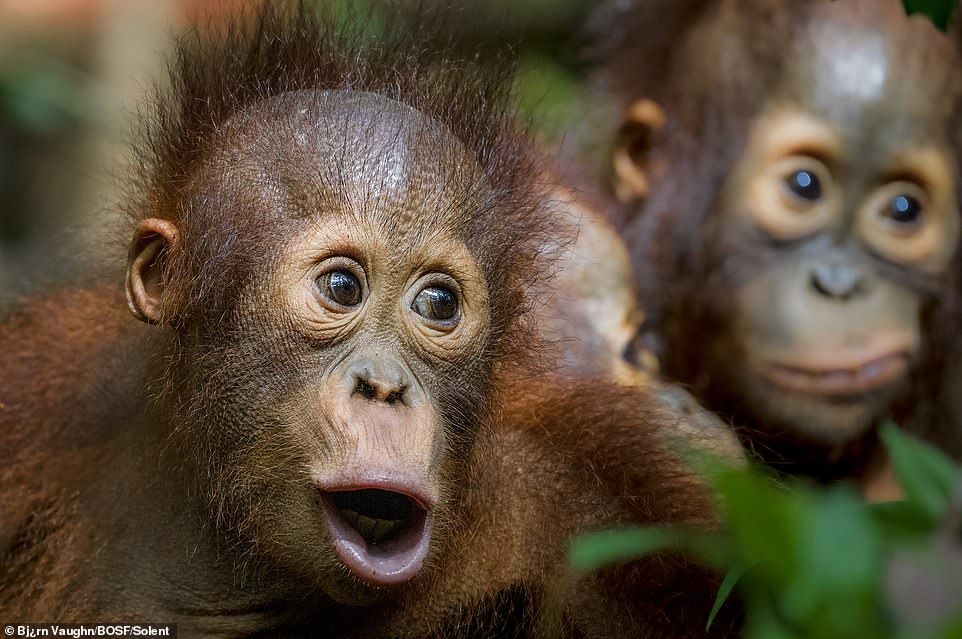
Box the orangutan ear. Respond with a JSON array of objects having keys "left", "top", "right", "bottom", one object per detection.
[
  {"left": 611, "top": 99, "right": 666, "bottom": 203},
  {"left": 126, "top": 218, "right": 179, "bottom": 325}
]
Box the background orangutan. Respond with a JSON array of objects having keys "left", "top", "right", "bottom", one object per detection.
[
  {"left": 587, "top": 0, "right": 962, "bottom": 492},
  {"left": 0, "top": 4, "right": 738, "bottom": 637}
]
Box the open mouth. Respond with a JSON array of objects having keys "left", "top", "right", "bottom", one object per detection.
[
  {"left": 762, "top": 351, "right": 908, "bottom": 397},
  {"left": 317, "top": 487, "right": 432, "bottom": 587}
]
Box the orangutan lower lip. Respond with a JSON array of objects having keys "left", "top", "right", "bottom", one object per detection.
[
  {"left": 316, "top": 485, "right": 432, "bottom": 587},
  {"left": 762, "top": 351, "right": 908, "bottom": 397}
]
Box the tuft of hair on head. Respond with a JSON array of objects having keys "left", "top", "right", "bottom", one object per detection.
[
  {"left": 125, "top": 0, "right": 556, "bottom": 355},
  {"left": 586, "top": 0, "right": 800, "bottom": 116},
  {"left": 584, "top": 0, "right": 716, "bottom": 106}
]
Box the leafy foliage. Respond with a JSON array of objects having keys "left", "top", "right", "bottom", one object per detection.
[
  {"left": 0, "top": 52, "right": 101, "bottom": 134},
  {"left": 903, "top": 0, "right": 956, "bottom": 30},
  {"left": 571, "top": 424, "right": 962, "bottom": 638}
]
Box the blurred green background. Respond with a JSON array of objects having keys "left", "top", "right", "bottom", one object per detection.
[{"left": 0, "top": 0, "right": 594, "bottom": 294}]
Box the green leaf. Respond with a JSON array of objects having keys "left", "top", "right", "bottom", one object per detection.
[
  {"left": 868, "top": 500, "right": 937, "bottom": 541},
  {"left": 569, "top": 526, "right": 730, "bottom": 573},
  {"left": 903, "top": 0, "right": 955, "bottom": 31},
  {"left": 569, "top": 527, "right": 678, "bottom": 573},
  {"left": 779, "top": 488, "right": 884, "bottom": 635},
  {"left": 707, "top": 557, "right": 756, "bottom": 631},
  {"left": 933, "top": 613, "right": 962, "bottom": 639},
  {"left": 716, "top": 467, "right": 806, "bottom": 586},
  {"left": 746, "top": 604, "right": 804, "bottom": 639},
  {"left": 880, "top": 422, "right": 960, "bottom": 525}
]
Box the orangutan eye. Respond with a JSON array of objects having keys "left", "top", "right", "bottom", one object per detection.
[
  {"left": 785, "top": 169, "right": 822, "bottom": 202},
  {"left": 317, "top": 270, "right": 363, "bottom": 308},
  {"left": 412, "top": 286, "right": 459, "bottom": 324},
  {"left": 882, "top": 194, "right": 923, "bottom": 229}
]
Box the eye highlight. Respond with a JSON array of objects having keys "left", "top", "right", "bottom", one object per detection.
[
  {"left": 785, "top": 169, "right": 822, "bottom": 202},
  {"left": 881, "top": 194, "right": 923, "bottom": 229},
  {"left": 412, "top": 286, "right": 459, "bottom": 324},
  {"left": 316, "top": 270, "right": 363, "bottom": 309}
]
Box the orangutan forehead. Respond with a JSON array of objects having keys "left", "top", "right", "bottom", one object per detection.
[
  {"left": 203, "top": 89, "right": 490, "bottom": 236},
  {"left": 225, "top": 89, "right": 482, "bottom": 190},
  {"left": 786, "top": 0, "right": 962, "bottom": 141}
]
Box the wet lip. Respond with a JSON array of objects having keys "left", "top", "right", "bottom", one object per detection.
[
  {"left": 761, "top": 350, "right": 908, "bottom": 397},
  {"left": 315, "top": 481, "right": 433, "bottom": 587}
]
